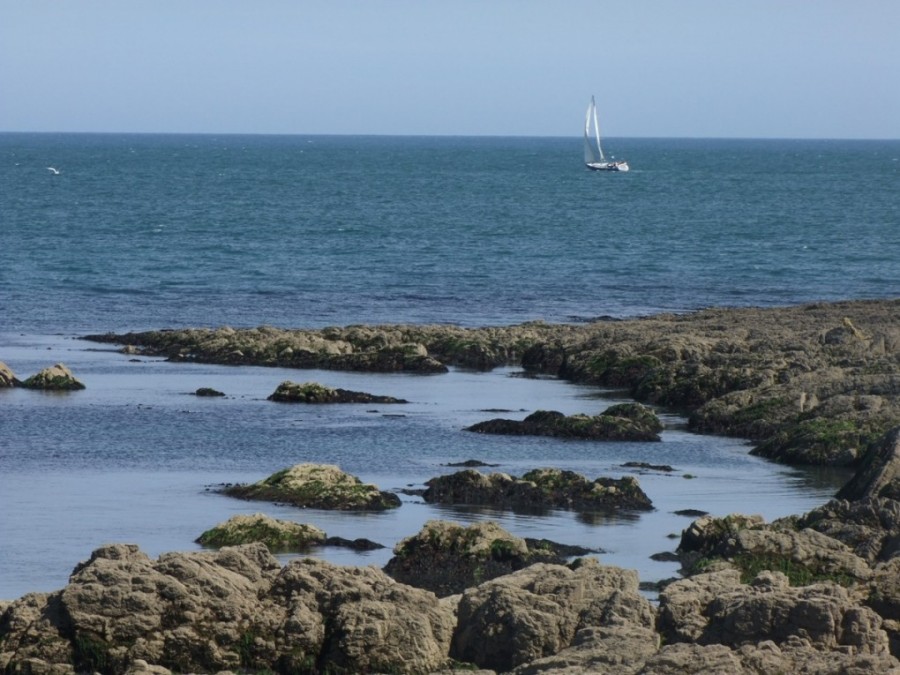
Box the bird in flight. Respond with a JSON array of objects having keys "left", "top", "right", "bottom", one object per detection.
[{"left": 47, "top": 167, "right": 60, "bottom": 175}]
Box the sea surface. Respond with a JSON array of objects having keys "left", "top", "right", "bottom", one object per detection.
[{"left": 1, "top": 133, "right": 898, "bottom": 600}]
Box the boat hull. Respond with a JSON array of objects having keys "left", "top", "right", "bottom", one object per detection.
[{"left": 586, "top": 161, "right": 629, "bottom": 172}]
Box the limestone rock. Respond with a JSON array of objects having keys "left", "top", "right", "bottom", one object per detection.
[
  {"left": 222, "top": 463, "right": 401, "bottom": 510},
  {"left": 422, "top": 468, "right": 652, "bottom": 513},
  {"left": 196, "top": 513, "right": 326, "bottom": 551},
  {"left": 838, "top": 425, "right": 900, "bottom": 501},
  {"left": 20, "top": 363, "right": 85, "bottom": 391},
  {"left": 796, "top": 497, "right": 900, "bottom": 563},
  {"left": 449, "top": 558, "right": 656, "bottom": 672}
]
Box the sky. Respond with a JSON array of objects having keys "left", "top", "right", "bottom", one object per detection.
[{"left": 1, "top": 1, "right": 898, "bottom": 139}]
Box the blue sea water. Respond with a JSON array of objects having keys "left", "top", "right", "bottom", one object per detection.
[{"left": 1, "top": 133, "right": 897, "bottom": 599}]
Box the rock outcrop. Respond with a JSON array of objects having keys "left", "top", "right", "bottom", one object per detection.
[
  {"left": 466, "top": 403, "right": 663, "bottom": 441},
  {"left": 221, "top": 463, "right": 401, "bottom": 510},
  {"left": 0, "top": 361, "right": 20, "bottom": 387},
  {"left": 196, "top": 513, "right": 326, "bottom": 551},
  {"left": 19, "top": 363, "right": 85, "bottom": 390},
  {"left": 422, "top": 467, "right": 653, "bottom": 513},
  {"left": 267, "top": 380, "right": 407, "bottom": 404},
  {"left": 383, "top": 520, "right": 590, "bottom": 596}
]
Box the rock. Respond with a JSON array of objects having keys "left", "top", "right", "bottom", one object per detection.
[
  {"left": 267, "top": 380, "right": 408, "bottom": 404},
  {"left": 659, "top": 568, "right": 894, "bottom": 660},
  {"left": 0, "top": 543, "right": 455, "bottom": 675},
  {"left": 195, "top": 513, "right": 326, "bottom": 551},
  {"left": 221, "top": 463, "right": 401, "bottom": 510},
  {"left": 20, "top": 363, "right": 85, "bottom": 390},
  {"left": 422, "top": 468, "right": 653, "bottom": 513},
  {"left": 193, "top": 387, "right": 225, "bottom": 397},
  {"left": 323, "top": 536, "right": 385, "bottom": 551},
  {"left": 837, "top": 425, "right": 900, "bottom": 501},
  {"left": 449, "top": 558, "right": 656, "bottom": 672},
  {"left": 383, "top": 520, "right": 572, "bottom": 596},
  {"left": 677, "top": 513, "right": 872, "bottom": 585},
  {"left": 795, "top": 497, "right": 900, "bottom": 564},
  {"left": 466, "top": 403, "right": 663, "bottom": 442},
  {"left": 0, "top": 361, "right": 20, "bottom": 387}
]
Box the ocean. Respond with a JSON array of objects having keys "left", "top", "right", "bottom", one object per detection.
[{"left": 1, "top": 133, "right": 897, "bottom": 599}]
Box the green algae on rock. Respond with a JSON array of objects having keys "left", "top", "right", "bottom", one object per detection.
[
  {"left": 267, "top": 380, "right": 407, "bottom": 404},
  {"left": 222, "top": 463, "right": 401, "bottom": 510},
  {"left": 422, "top": 467, "right": 652, "bottom": 513},
  {"left": 20, "top": 363, "right": 86, "bottom": 391},
  {"left": 197, "top": 513, "right": 326, "bottom": 551}
]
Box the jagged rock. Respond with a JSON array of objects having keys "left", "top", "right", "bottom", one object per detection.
[
  {"left": 20, "top": 363, "right": 85, "bottom": 391},
  {"left": 795, "top": 497, "right": 900, "bottom": 564},
  {"left": 0, "top": 361, "right": 20, "bottom": 387},
  {"left": 466, "top": 403, "right": 663, "bottom": 441},
  {"left": 658, "top": 569, "right": 892, "bottom": 657},
  {"left": 222, "top": 463, "right": 401, "bottom": 510},
  {"left": 383, "top": 520, "right": 578, "bottom": 596},
  {"left": 267, "top": 380, "right": 407, "bottom": 404},
  {"left": 450, "top": 558, "right": 656, "bottom": 672},
  {"left": 422, "top": 468, "right": 652, "bottom": 513},
  {"left": 196, "top": 513, "right": 326, "bottom": 551},
  {"left": 838, "top": 425, "right": 900, "bottom": 501},
  {"left": 677, "top": 513, "right": 872, "bottom": 585},
  {"left": 0, "top": 543, "right": 456, "bottom": 675}
]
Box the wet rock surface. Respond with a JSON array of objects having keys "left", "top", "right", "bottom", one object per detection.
[
  {"left": 19, "top": 362, "right": 86, "bottom": 390},
  {"left": 422, "top": 467, "right": 653, "bottom": 513},
  {"left": 267, "top": 380, "right": 407, "bottom": 404},
  {"left": 466, "top": 403, "right": 663, "bottom": 441}
]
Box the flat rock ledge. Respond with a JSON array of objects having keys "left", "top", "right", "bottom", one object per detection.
[
  {"left": 422, "top": 467, "right": 653, "bottom": 513},
  {"left": 466, "top": 402, "right": 663, "bottom": 441},
  {"left": 83, "top": 299, "right": 900, "bottom": 467},
  {"left": 221, "top": 463, "right": 401, "bottom": 511},
  {"left": 267, "top": 380, "right": 407, "bottom": 404},
  {"left": 383, "top": 520, "right": 595, "bottom": 597}
]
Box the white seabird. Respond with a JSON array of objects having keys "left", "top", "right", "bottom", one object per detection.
[{"left": 47, "top": 167, "right": 60, "bottom": 175}]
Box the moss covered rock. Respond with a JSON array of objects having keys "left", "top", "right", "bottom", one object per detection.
[
  {"left": 196, "top": 513, "right": 326, "bottom": 551},
  {"left": 21, "top": 363, "right": 85, "bottom": 391},
  {"left": 267, "top": 380, "right": 407, "bottom": 404},
  {"left": 223, "top": 463, "right": 401, "bottom": 510},
  {"left": 466, "top": 403, "right": 663, "bottom": 441}
]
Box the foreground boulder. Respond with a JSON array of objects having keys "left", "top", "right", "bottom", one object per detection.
[
  {"left": 267, "top": 380, "right": 407, "bottom": 404},
  {"left": 196, "top": 513, "right": 326, "bottom": 551},
  {"left": 422, "top": 467, "right": 653, "bottom": 513},
  {"left": 222, "top": 463, "right": 401, "bottom": 510},
  {"left": 0, "top": 543, "right": 455, "bottom": 674},
  {"left": 450, "top": 558, "right": 657, "bottom": 672},
  {"left": 383, "top": 520, "right": 591, "bottom": 596},
  {"left": 20, "top": 363, "right": 85, "bottom": 390},
  {"left": 466, "top": 403, "right": 663, "bottom": 441}
]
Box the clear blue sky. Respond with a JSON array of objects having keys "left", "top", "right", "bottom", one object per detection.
[{"left": 2, "top": 1, "right": 898, "bottom": 139}]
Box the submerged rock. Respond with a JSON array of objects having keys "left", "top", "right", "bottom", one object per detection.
[
  {"left": 422, "top": 467, "right": 653, "bottom": 512},
  {"left": 20, "top": 363, "right": 85, "bottom": 391},
  {"left": 267, "top": 380, "right": 407, "bottom": 404},
  {"left": 196, "top": 513, "right": 326, "bottom": 551},
  {"left": 222, "top": 463, "right": 401, "bottom": 510},
  {"left": 193, "top": 387, "right": 225, "bottom": 397},
  {"left": 466, "top": 402, "right": 663, "bottom": 441}
]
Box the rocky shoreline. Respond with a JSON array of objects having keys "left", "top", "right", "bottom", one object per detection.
[{"left": 2, "top": 299, "right": 899, "bottom": 673}]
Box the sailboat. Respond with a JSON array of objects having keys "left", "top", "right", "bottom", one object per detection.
[{"left": 584, "top": 96, "right": 629, "bottom": 172}]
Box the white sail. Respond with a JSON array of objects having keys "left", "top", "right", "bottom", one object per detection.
[{"left": 584, "top": 96, "right": 629, "bottom": 172}]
